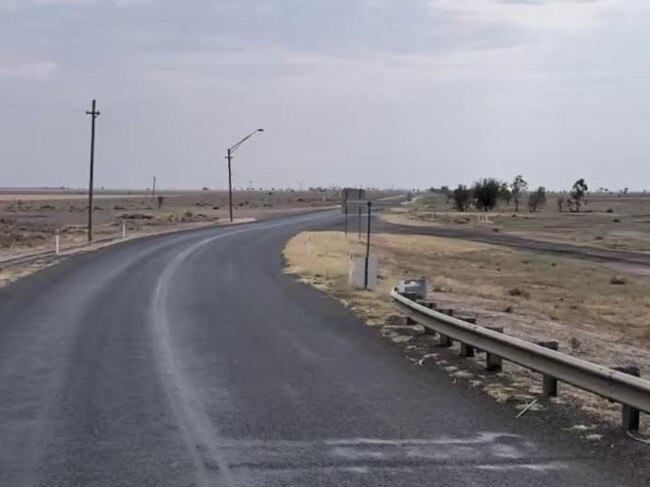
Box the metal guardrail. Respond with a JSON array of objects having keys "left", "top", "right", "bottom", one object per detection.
[{"left": 390, "top": 287, "right": 650, "bottom": 429}]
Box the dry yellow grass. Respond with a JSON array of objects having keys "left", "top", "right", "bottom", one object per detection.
[
  {"left": 284, "top": 232, "right": 491, "bottom": 326},
  {"left": 286, "top": 230, "right": 650, "bottom": 348}
]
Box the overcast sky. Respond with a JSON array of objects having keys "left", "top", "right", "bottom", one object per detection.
[{"left": 1, "top": 0, "right": 649, "bottom": 191}]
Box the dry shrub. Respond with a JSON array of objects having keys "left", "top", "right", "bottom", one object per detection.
[
  {"left": 507, "top": 287, "right": 531, "bottom": 299},
  {"left": 609, "top": 275, "right": 626, "bottom": 285}
]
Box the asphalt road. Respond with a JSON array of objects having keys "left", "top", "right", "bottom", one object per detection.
[{"left": 0, "top": 210, "right": 646, "bottom": 486}]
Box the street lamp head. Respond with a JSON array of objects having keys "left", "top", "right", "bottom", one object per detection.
[{"left": 257, "top": 128, "right": 264, "bottom": 132}]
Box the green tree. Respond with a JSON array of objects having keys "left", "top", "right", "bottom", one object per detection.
[
  {"left": 472, "top": 178, "right": 501, "bottom": 212},
  {"left": 499, "top": 182, "right": 512, "bottom": 206},
  {"left": 527, "top": 187, "right": 547, "bottom": 212},
  {"left": 511, "top": 175, "right": 528, "bottom": 212},
  {"left": 568, "top": 179, "right": 588, "bottom": 213},
  {"left": 452, "top": 184, "right": 472, "bottom": 212}
]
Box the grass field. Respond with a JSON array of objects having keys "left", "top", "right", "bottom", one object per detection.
[
  {"left": 0, "top": 188, "right": 343, "bottom": 257},
  {"left": 384, "top": 192, "right": 650, "bottom": 253}
]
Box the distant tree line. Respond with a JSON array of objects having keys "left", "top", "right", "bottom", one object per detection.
[{"left": 430, "top": 176, "right": 589, "bottom": 213}]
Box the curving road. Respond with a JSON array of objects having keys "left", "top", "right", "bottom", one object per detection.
[{"left": 0, "top": 210, "right": 645, "bottom": 486}]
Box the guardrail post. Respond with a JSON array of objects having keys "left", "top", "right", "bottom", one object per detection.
[
  {"left": 459, "top": 318, "right": 476, "bottom": 357},
  {"left": 437, "top": 309, "right": 454, "bottom": 347},
  {"left": 537, "top": 341, "right": 559, "bottom": 396},
  {"left": 614, "top": 366, "right": 641, "bottom": 432},
  {"left": 485, "top": 326, "right": 504, "bottom": 371},
  {"left": 420, "top": 301, "right": 437, "bottom": 310}
]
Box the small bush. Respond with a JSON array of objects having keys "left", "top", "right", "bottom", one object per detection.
[
  {"left": 508, "top": 287, "right": 531, "bottom": 299},
  {"left": 610, "top": 275, "right": 626, "bottom": 285},
  {"left": 569, "top": 336, "right": 581, "bottom": 351}
]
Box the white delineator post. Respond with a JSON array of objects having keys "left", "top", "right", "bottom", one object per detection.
[
  {"left": 122, "top": 222, "right": 126, "bottom": 239},
  {"left": 55, "top": 230, "right": 60, "bottom": 255}
]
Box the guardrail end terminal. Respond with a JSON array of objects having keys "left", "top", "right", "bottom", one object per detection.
[{"left": 614, "top": 365, "right": 641, "bottom": 432}]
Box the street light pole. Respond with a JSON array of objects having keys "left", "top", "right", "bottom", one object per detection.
[{"left": 226, "top": 129, "right": 263, "bottom": 222}]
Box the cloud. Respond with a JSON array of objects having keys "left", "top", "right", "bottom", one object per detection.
[
  {"left": 0, "top": 0, "right": 649, "bottom": 190},
  {"left": 0, "top": 58, "right": 57, "bottom": 80},
  {"left": 435, "top": 0, "right": 648, "bottom": 31}
]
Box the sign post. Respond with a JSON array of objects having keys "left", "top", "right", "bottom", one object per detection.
[{"left": 364, "top": 201, "right": 372, "bottom": 289}]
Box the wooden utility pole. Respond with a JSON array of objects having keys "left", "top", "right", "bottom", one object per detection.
[{"left": 86, "top": 99, "right": 100, "bottom": 242}]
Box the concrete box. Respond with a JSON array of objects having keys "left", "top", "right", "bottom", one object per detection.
[{"left": 348, "top": 255, "right": 378, "bottom": 289}]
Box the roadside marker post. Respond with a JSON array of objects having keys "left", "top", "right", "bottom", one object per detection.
[
  {"left": 122, "top": 222, "right": 126, "bottom": 239},
  {"left": 55, "top": 230, "right": 60, "bottom": 256}
]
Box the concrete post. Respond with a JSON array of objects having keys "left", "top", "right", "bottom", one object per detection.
[
  {"left": 537, "top": 341, "right": 559, "bottom": 396},
  {"left": 613, "top": 365, "right": 641, "bottom": 432}
]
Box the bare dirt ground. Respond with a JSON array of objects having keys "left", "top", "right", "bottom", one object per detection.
[
  {"left": 0, "top": 187, "right": 346, "bottom": 287},
  {"left": 383, "top": 192, "right": 650, "bottom": 254},
  {"left": 284, "top": 230, "right": 650, "bottom": 438}
]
